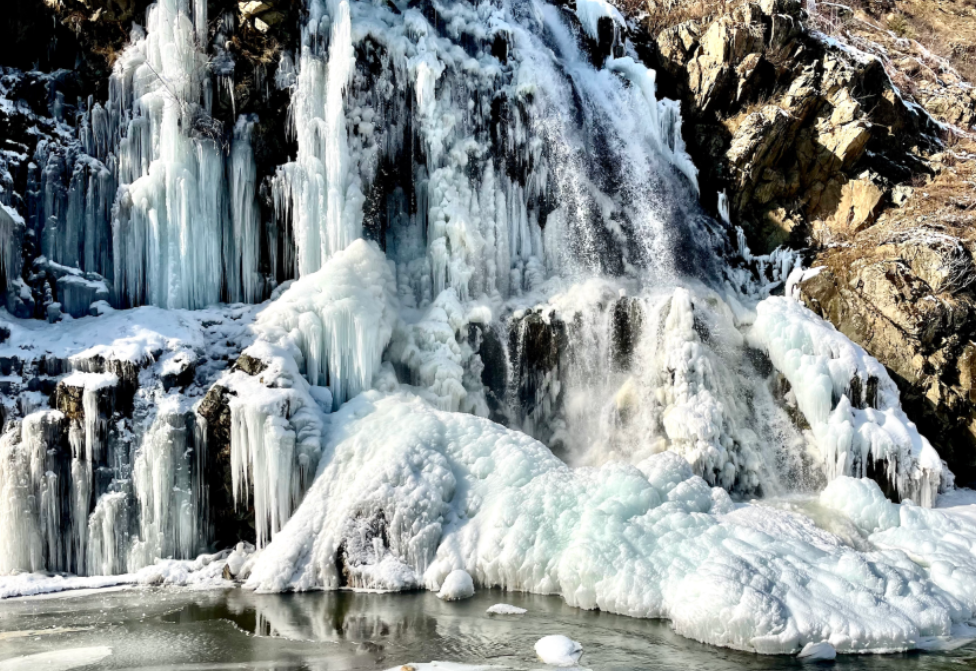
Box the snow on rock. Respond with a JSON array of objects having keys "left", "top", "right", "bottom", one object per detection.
[
  {"left": 437, "top": 569, "right": 475, "bottom": 601},
  {"left": 797, "top": 642, "right": 836, "bottom": 661},
  {"left": 248, "top": 239, "right": 398, "bottom": 409},
  {"left": 0, "top": 305, "right": 228, "bottom": 367},
  {"left": 574, "top": 0, "right": 624, "bottom": 43},
  {"left": 751, "top": 296, "right": 945, "bottom": 506},
  {"left": 535, "top": 635, "right": 583, "bottom": 667},
  {"left": 0, "top": 549, "right": 241, "bottom": 599},
  {"left": 219, "top": 239, "right": 395, "bottom": 548},
  {"left": 486, "top": 603, "right": 527, "bottom": 615},
  {"left": 246, "top": 392, "right": 976, "bottom": 654}
]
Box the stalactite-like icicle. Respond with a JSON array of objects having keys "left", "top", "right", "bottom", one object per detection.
[
  {"left": 129, "top": 401, "right": 206, "bottom": 570},
  {"left": 227, "top": 116, "right": 262, "bottom": 303}
]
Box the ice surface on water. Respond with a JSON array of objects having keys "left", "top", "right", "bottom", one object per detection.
[
  {"left": 248, "top": 391, "right": 976, "bottom": 654},
  {"left": 0, "top": 646, "right": 113, "bottom": 671}
]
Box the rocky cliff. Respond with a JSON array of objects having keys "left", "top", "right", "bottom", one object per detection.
[{"left": 636, "top": 0, "right": 976, "bottom": 483}]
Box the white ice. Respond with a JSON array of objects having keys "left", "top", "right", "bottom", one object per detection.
[
  {"left": 246, "top": 392, "right": 976, "bottom": 654},
  {"left": 751, "top": 295, "right": 945, "bottom": 505},
  {"left": 0, "top": 646, "right": 112, "bottom": 671},
  {"left": 797, "top": 641, "right": 836, "bottom": 661},
  {"left": 535, "top": 635, "right": 583, "bottom": 667},
  {"left": 437, "top": 569, "right": 475, "bottom": 601},
  {"left": 486, "top": 603, "right": 527, "bottom": 615}
]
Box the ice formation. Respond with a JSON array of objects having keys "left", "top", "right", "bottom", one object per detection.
[
  {"left": 437, "top": 569, "right": 476, "bottom": 601},
  {"left": 751, "top": 296, "right": 945, "bottom": 506},
  {"left": 797, "top": 642, "right": 837, "bottom": 661},
  {"left": 0, "top": 303, "right": 259, "bottom": 576},
  {"left": 23, "top": 0, "right": 264, "bottom": 311},
  {"left": 486, "top": 603, "right": 527, "bottom": 615},
  {"left": 1, "top": 0, "right": 973, "bottom": 659},
  {"left": 535, "top": 635, "right": 583, "bottom": 666},
  {"left": 247, "top": 393, "right": 976, "bottom": 654}
]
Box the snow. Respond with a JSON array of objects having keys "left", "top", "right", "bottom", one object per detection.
[
  {"left": 0, "top": 550, "right": 241, "bottom": 599},
  {"left": 437, "top": 569, "right": 475, "bottom": 601},
  {"left": 936, "top": 488, "right": 976, "bottom": 526},
  {"left": 797, "top": 642, "right": 836, "bottom": 661},
  {"left": 0, "top": 303, "right": 248, "bottom": 367},
  {"left": 246, "top": 392, "right": 976, "bottom": 654},
  {"left": 0, "top": 646, "right": 112, "bottom": 671},
  {"left": 535, "top": 635, "right": 583, "bottom": 666},
  {"left": 486, "top": 603, "right": 526, "bottom": 615}
]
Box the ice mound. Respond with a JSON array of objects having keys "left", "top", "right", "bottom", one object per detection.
[
  {"left": 535, "top": 635, "right": 583, "bottom": 666},
  {"left": 247, "top": 393, "right": 976, "bottom": 654},
  {"left": 797, "top": 642, "right": 836, "bottom": 661},
  {"left": 248, "top": 239, "right": 398, "bottom": 409},
  {"left": 437, "top": 569, "right": 475, "bottom": 601},
  {"left": 751, "top": 296, "right": 945, "bottom": 505}
]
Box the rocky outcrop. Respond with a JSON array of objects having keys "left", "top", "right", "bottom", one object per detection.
[
  {"left": 796, "top": 206, "right": 976, "bottom": 483},
  {"left": 648, "top": 0, "right": 940, "bottom": 253},
  {"left": 637, "top": 0, "right": 976, "bottom": 483}
]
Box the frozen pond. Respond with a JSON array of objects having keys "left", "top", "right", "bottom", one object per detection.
[{"left": 0, "top": 587, "right": 974, "bottom": 670}]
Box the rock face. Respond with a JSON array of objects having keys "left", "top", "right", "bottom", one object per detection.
[
  {"left": 796, "top": 211, "right": 976, "bottom": 483},
  {"left": 641, "top": 0, "right": 976, "bottom": 483},
  {"left": 649, "top": 0, "right": 942, "bottom": 254}
]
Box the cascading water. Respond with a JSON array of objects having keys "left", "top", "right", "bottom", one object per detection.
[{"left": 0, "top": 0, "right": 967, "bottom": 656}]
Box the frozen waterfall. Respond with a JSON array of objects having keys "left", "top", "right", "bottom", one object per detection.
[{"left": 0, "top": 0, "right": 967, "bottom": 657}]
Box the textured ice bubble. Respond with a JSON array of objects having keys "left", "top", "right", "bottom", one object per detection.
[
  {"left": 535, "top": 635, "right": 583, "bottom": 666},
  {"left": 438, "top": 569, "right": 475, "bottom": 601}
]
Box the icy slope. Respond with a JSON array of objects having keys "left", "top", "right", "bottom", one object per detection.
[
  {"left": 247, "top": 391, "right": 975, "bottom": 654},
  {"left": 751, "top": 296, "right": 945, "bottom": 506}
]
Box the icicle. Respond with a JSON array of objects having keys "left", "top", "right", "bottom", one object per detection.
[
  {"left": 228, "top": 116, "right": 262, "bottom": 303},
  {"left": 718, "top": 191, "right": 730, "bottom": 226},
  {"left": 129, "top": 402, "right": 205, "bottom": 569}
]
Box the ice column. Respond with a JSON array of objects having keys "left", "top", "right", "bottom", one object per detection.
[{"left": 273, "top": 0, "right": 362, "bottom": 276}]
